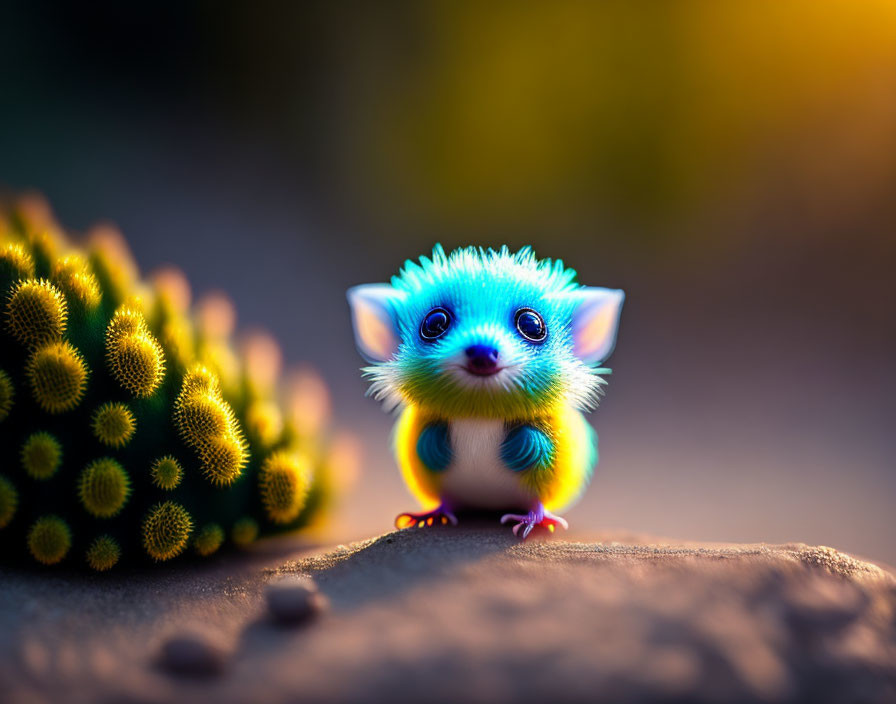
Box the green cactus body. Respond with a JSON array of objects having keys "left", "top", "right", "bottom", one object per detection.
[{"left": 0, "top": 197, "right": 341, "bottom": 570}]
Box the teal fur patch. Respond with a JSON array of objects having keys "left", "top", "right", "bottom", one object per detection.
[
  {"left": 501, "top": 424, "right": 554, "bottom": 472},
  {"left": 417, "top": 422, "right": 452, "bottom": 472}
]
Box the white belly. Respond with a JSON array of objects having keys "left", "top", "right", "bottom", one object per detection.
[{"left": 439, "top": 418, "right": 537, "bottom": 511}]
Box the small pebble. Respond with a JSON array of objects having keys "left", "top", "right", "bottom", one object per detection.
[
  {"left": 266, "top": 575, "right": 328, "bottom": 626},
  {"left": 158, "top": 633, "right": 227, "bottom": 678}
]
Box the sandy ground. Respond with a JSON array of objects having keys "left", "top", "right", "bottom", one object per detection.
[{"left": 1, "top": 523, "right": 894, "bottom": 704}]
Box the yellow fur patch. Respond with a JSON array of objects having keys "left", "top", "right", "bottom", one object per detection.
[{"left": 394, "top": 403, "right": 595, "bottom": 512}]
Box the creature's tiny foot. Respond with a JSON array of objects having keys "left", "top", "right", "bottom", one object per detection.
[
  {"left": 500, "top": 505, "right": 568, "bottom": 540},
  {"left": 542, "top": 508, "right": 569, "bottom": 531},
  {"left": 395, "top": 505, "right": 459, "bottom": 530}
]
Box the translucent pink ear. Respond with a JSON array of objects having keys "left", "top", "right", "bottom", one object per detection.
[
  {"left": 568, "top": 287, "right": 625, "bottom": 364},
  {"left": 347, "top": 284, "right": 405, "bottom": 363}
]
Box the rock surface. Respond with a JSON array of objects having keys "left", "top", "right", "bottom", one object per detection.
[{"left": 0, "top": 524, "right": 894, "bottom": 703}]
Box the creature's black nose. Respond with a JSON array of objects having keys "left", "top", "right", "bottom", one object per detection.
[{"left": 464, "top": 345, "right": 499, "bottom": 375}]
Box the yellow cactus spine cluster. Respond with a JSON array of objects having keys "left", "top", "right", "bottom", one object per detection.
[
  {"left": 0, "top": 369, "right": 13, "bottom": 421},
  {"left": 52, "top": 254, "right": 101, "bottom": 310},
  {"left": 259, "top": 452, "right": 312, "bottom": 525},
  {"left": 21, "top": 431, "right": 63, "bottom": 480},
  {"left": 28, "top": 515, "right": 72, "bottom": 565},
  {"left": 0, "top": 476, "right": 18, "bottom": 529},
  {"left": 0, "top": 242, "right": 36, "bottom": 282},
  {"left": 142, "top": 501, "right": 193, "bottom": 562},
  {"left": 78, "top": 458, "right": 132, "bottom": 518},
  {"left": 26, "top": 341, "right": 89, "bottom": 413},
  {"left": 175, "top": 365, "right": 248, "bottom": 487},
  {"left": 180, "top": 363, "right": 220, "bottom": 397},
  {"left": 231, "top": 517, "right": 259, "bottom": 547},
  {"left": 151, "top": 456, "right": 183, "bottom": 490},
  {"left": 193, "top": 523, "right": 225, "bottom": 556},
  {"left": 86, "top": 535, "right": 121, "bottom": 572},
  {"left": 105, "top": 306, "right": 166, "bottom": 397},
  {"left": 246, "top": 399, "right": 284, "bottom": 448},
  {"left": 198, "top": 435, "right": 248, "bottom": 486},
  {"left": 175, "top": 390, "right": 230, "bottom": 444},
  {"left": 91, "top": 402, "right": 137, "bottom": 448},
  {"left": 6, "top": 278, "right": 68, "bottom": 348},
  {"left": 1, "top": 196, "right": 346, "bottom": 571}
]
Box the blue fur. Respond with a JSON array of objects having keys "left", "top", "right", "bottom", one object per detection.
[
  {"left": 388, "top": 247, "right": 580, "bottom": 390},
  {"left": 417, "top": 422, "right": 452, "bottom": 472},
  {"left": 501, "top": 425, "right": 554, "bottom": 472},
  {"left": 362, "top": 245, "right": 613, "bottom": 416}
]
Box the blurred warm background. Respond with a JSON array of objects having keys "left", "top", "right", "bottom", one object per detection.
[{"left": 1, "top": 2, "right": 893, "bottom": 562}]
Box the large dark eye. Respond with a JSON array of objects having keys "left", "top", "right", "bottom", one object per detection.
[
  {"left": 420, "top": 307, "right": 452, "bottom": 340},
  {"left": 514, "top": 308, "right": 546, "bottom": 342}
]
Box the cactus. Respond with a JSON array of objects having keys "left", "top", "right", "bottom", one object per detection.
[
  {"left": 193, "top": 522, "right": 225, "bottom": 556},
  {"left": 142, "top": 501, "right": 193, "bottom": 561},
  {"left": 150, "top": 456, "right": 182, "bottom": 490},
  {"left": 0, "top": 369, "right": 13, "bottom": 421},
  {"left": 91, "top": 402, "right": 137, "bottom": 448},
  {"left": 77, "top": 458, "right": 131, "bottom": 518},
  {"left": 6, "top": 278, "right": 68, "bottom": 348},
  {"left": 0, "top": 476, "right": 17, "bottom": 528},
  {"left": 85, "top": 534, "right": 120, "bottom": 571},
  {"left": 259, "top": 452, "right": 312, "bottom": 525},
  {"left": 26, "top": 341, "right": 89, "bottom": 413},
  {"left": 231, "top": 517, "right": 259, "bottom": 547},
  {"left": 21, "top": 431, "right": 63, "bottom": 479},
  {"left": 27, "top": 515, "right": 72, "bottom": 565},
  {"left": 0, "top": 196, "right": 344, "bottom": 570}
]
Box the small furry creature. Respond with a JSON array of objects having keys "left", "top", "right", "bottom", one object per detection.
[{"left": 348, "top": 245, "right": 624, "bottom": 538}]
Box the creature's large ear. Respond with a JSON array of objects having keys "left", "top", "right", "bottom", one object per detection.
[
  {"left": 347, "top": 284, "right": 405, "bottom": 363},
  {"left": 566, "top": 287, "right": 625, "bottom": 365}
]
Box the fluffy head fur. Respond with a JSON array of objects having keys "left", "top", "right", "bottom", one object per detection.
[{"left": 349, "top": 245, "right": 623, "bottom": 420}]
